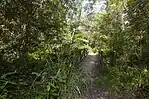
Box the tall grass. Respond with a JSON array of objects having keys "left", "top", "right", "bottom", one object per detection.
[
  {"left": 97, "top": 66, "right": 149, "bottom": 99},
  {"left": 0, "top": 44, "right": 88, "bottom": 99}
]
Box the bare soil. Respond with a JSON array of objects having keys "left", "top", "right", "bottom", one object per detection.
[{"left": 81, "top": 51, "right": 111, "bottom": 99}]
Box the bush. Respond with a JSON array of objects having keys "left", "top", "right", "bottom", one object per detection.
[
  {"left": 0, "top": 43, "right": 88, "bottom": 99},
  {"left": 97, "top": 66, "right": 149, "bottom": 98}
]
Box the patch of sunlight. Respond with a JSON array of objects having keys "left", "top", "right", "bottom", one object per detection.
[{"left": 88, "top": 51, "right": 97, "bottom": 55}]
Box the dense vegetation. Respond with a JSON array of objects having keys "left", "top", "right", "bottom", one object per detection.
[
  {"left": 1, "top": 0, "right": 149, "bottom": 99},
  {"left": 90, "top": 0, "right": 149, "bottom": 98},
  {"left": 0, "top": 0, "right": 88, "bottom": 98}
]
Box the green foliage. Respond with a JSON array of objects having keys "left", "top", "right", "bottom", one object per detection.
[
  {"left": 0, "top": 0, "right": 89, "bottom": 98},
  {"left": 1, "top": 0, "right": 149, "bottom": 98},
  {"left": 97, "top": 66, "right": 149, "bottom": 98},
  {"left": 0, "top": 33, "right": 88, "bottom": 99},
  {"left": 86, "top": 0, "right": 149, "bottom": 98}
]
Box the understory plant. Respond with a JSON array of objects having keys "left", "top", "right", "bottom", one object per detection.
[
  {"left": 0, "top": 43, "right": 88, "bottom": 99},
  {"left": 97, "top": 66, "right": 149, "bottom": 99}
]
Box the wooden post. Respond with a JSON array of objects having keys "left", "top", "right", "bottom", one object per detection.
[{"left": 98, "top": 50, "right": 104, "bottom": 70}]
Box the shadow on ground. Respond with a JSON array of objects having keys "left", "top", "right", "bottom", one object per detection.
[{"left": 81, "top": 52, "right": 112, "bottom": 99}]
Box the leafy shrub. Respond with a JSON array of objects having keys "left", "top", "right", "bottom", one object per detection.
[
  {"left": 97, "top": 66, "right": 149, "bottom": 98},
  {"left": 0, "top": 42, "right": 88, "bottom": 99}
]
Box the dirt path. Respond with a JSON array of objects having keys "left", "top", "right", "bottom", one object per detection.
[{"left": 81, "top": 51, "right": 110, "bottom": 99}]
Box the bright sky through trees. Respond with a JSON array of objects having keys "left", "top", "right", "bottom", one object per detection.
[{"left": 82, "top": 0, "right": 106, "bottom": 16}]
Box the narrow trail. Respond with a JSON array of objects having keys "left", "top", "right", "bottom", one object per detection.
[{"left": 81, "top": 51, "right": 110, "bottom": 99}]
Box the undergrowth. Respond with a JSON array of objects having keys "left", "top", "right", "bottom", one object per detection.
[
  {"left": 0, "top": 45, "right": 88, "bottom": 99},
  {"left": 97, "top": 66, "right": 149, "bottom": 99}
]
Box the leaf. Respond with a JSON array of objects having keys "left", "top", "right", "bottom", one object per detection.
[
  {"left": 1, "top": 71, "right": 17, "bottom": 79},
  {"left": 78, "top": 45, "right": 91, "bottom": 49},
  {"left": 8, "top": 81, "right": 17, "bottom": 85},
  {"left": 32, "top": 72, "right": 40, "bottom": 77},
  {"left": 47, "top": 85, "right": 51, "bottom": 91},
  {"left": 35, "top": 96, "right": 41, "bottom": 99}
]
